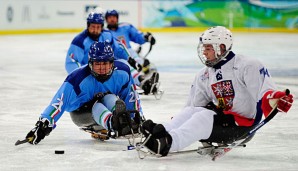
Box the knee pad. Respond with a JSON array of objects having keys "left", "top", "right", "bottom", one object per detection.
[{"left": 102, "top": 94, "right": 118, "bottom": 111}]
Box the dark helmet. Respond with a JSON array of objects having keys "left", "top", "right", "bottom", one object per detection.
[
  {"left": 105, "top": 9, "right": 119, "bottom": 20},
  {"left": 88, "top": 41, "right": 114, "bottom": 82},
  {"left": 87, "top": 12, "right": 104, "bottom": 26}
]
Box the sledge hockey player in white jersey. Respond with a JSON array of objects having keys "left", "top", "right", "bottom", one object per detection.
[
  {"left": 105, "top": 9, "right": 161, "bottom": 97},
  {"left": 23, "top": 41, "right": 143, "bottom": 145},
  {"left": 137, "top": 26, "right": 294, "bottom": 157}
]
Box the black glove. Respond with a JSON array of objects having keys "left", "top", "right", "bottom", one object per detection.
[
  {"left": 144, "top": 32, "right": 156, "bottom": 45},
  {"left": 94, "top": 91, "right": 111, "bottom": 102},
  {"left": 26, "top": 118, "right": 53, "bottom": 145},
  {"left": 81, "top": 91, "right": 112, "bottom": 109},
  {"left": 128, "top": 57, "right": 142, "bottom": 72},
  {"left": 205, "top": 102, "right": 236, "bottom": 127}
]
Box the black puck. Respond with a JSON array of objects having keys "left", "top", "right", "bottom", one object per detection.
[{"left": 55, "top": 150, "right": 64, "bottom": 154}]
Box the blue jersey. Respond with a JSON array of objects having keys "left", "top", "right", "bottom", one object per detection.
[
  {"left": 65, "top": 29, "right": 129, "bottom": 74},
  {"left": 41, "top": 61, "right": 141, "bottom": 128},
  {"left": 108, "top": 23, "right": 146, "bottom": 49}
]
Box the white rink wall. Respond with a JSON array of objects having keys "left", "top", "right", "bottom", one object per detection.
[
  {"left": 0, "top": 0, "right": 140, "bottom": 30},
  {"left": 1, "top": 0, "right": 297, "bottom": 34}
]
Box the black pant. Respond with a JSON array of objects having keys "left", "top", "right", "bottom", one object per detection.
[
  {"left": 201, "top": 102, "right": 253, "bottom": 144},
  {"left": 201, "top": 122, "right": 252, "bottom": 144}
]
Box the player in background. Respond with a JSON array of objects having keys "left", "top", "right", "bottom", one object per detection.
[
  {"left": 65, "top": 11, "right": 128, "bottom": 73},
  {"left": 65, "top": 11, "right": 160, "bottom": 97},
  {"left": 105, "top": 9, "right": 161, "bottom": 96},
  {"left": 138, "top": 26, "right": 294, "bottom": 157},
  {"left": 24, "top": 41, "right": 143, "bottom": 145}
]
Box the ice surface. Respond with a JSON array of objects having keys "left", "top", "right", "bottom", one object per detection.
[{"left": 0, "top": 32, "right": 297, "bottom": 171}]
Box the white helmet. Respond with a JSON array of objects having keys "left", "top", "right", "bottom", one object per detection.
[{"left": 197, "top": 26, "right": 233, "bottom": 67}]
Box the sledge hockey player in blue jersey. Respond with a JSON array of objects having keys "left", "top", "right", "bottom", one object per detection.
[
  {"left": 24, "top": 41, "right": 143, "bottom": 145},
  {"left": 137, "top": 26, "right": 294, "bottom": 158},
  {"left": 65, "top": 11, "right": 160, "bottom": 97},
  {"left": 65, "top": 12, "right": 128, "bottom": 74},
  {"left": 105, "top": 9, "right": 162, "bottom": 97}
]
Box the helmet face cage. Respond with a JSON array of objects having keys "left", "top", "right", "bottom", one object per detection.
[
  {"left": 197, "top": 26, "right": 233, "bottom": 67},
  {"left": 88, "top": 42, "right": 115, "bottom": 81},
  {"left": 197, "top": 43, "right": 222, "bottom": 67}
]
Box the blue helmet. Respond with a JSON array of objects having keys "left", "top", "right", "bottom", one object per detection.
[
  {"left": 105, "top": 9, "right": 119, "bottom": 20},
  {"left": 87, "top": 12, "right": 104, "bottom": 25},
  {"left": 88, "top": 41, "right": 114, "bottom": 63},
  {"left": 88, "top": 41, "right": 114, "bottom": 82}
]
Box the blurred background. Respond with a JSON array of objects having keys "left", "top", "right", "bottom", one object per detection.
[{"left": 1, "top": 0, "right": 298, "bottom": 35}]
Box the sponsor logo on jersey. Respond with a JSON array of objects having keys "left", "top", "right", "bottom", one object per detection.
[
  {"left": 200, "top": 71, "right": 209, "bottom": 81},
  {"left": 260, "top": 67, "right": 270, "bottom": 77},
  {"left": 216, "top": 70, "right": 223, "bottom": 81}
]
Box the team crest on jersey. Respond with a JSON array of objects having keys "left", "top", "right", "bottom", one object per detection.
[{"left": 211, "top": 80, "right": 234, "bottom": 110}]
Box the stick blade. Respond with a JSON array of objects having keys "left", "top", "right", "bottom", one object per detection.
[{"left": 15, "top": 139, "right": 29, "bottom": 146}]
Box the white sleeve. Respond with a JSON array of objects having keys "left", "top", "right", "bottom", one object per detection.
[
  {"left": 241, "top": 59, "right": 277, "bottom": 102},
  {"left": 185, "top": 71, "right": 211, "bottom": 107}
]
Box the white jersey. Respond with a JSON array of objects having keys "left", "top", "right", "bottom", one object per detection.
[
  {"left": 165, "top": 52, "right": 277, "bottom": 151},
  {"left": 186, "top": 52, "right": 277, "bottom": 121}
]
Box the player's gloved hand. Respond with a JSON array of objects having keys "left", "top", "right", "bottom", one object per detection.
[
  {"left": 26, "top": 117, "right": 53, "bottom": 145},
  {"left": 144, "top": 32, "right": 156, "bottom": 45},
  {"left": 262, "top": 89, "right": 293, "bottom": 117},
  {"left": 142, "top": 59, "right": 151, "bottom": 74},
  {"left": 128, "top": 57, "right": 142, "bottom": 72},
  {"left": 94, "top": 91, "right": 111, "bottom": 102}
]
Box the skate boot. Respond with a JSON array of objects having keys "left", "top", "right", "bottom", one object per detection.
[
  {"left": 139, "top": 120, "right": 172, "bottom": 156},
  {"left": 140, "top": 71, "right": 159, "bottom": 95},
  {"left": 109, "top": 99, "right": 141, "bottom": 138},
  {"left": 114, "top": 99, "right": 127, "bottom": 115}
]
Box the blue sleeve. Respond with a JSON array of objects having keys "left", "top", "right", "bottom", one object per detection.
[
  {"left": 127, "top": 24, "right": 146, "bottom": 45},
  {"left": 41, "top": 67, "right": 92, "bottom": 127},
  {"left": 65, "top": 31, "right": 89, "bottom": 74},
  {"left": 40, "top": 82, "right": 78, "bottom": 128},
  {"left": 65, "top": 45, "right": 84, "bottom": 74}
]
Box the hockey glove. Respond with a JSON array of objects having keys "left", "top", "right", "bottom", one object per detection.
[
  {"left": 142, "top": 59, "right": 151, "bottom": 74},
  {"left": 141, "top": 119, "right": 157, "bottom": 137},
  {"left": 128, "top": 57, "right": 142, "bottom": 72},
  {"left": 262, "top": 89, "right": 293, "bottom": 117},
  {"left": 144, "top": 32, "right": 156, "bottom": 45},
  {"left": 94, "top": 91, "right": 111, "bottom": 102},
  {"left": 26, "top": 117, "right": 53, "bottom": 145}
]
